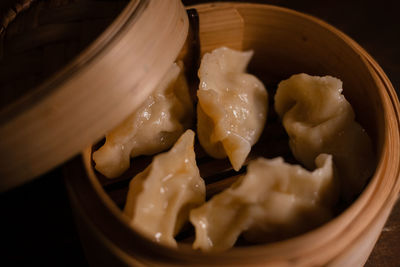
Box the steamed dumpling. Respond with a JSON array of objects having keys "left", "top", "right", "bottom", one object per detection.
[
  {"left": 123, "top": 130, "right": 205, "bottom": 247},
  {"left": 93, "top": 62, "right": 193, "bottom": 178},
  {"left": 274, "top": 73, "right": 374, "bottom": 200},
  {"left": 190, "top": 154, "right": 338, "bottom": 252},
  {"left": 197, "top": 47, "right": 268, "bottom": 171}
]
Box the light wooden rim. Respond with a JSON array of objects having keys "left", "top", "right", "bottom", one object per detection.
[
  {"left": 0, "top": 0, "right": 189, "bottom": 191},
  {"left": 67, "top": 3, "right": 400, "bottom": 266}
]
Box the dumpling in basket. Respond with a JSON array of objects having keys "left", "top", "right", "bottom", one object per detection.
[
  {"left": 124, "top": 130, "right": 205, "bottom": 247},
  {"left": 189, "top": 154, "right": 338, "bottom": 252},
  {"left": 274, "top": 73, "right": 375, "bottom": 200},
  {"left": 197, "top": 47, "right": 268, "bottom": 171},
  {"left": 93, "top": 62, "right": 193, "bottom": 178}
]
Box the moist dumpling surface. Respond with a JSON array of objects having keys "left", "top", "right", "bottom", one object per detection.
[
  {"left": 197, "top": 47, "right": 268, "bottom": 171},
  {"left": 123, "top": 130, "right": 205, "bottom": 247},
  {"left": 274, "top": 73, "right": 375, "bottom": 200},
  {"left": 190, "top": 154, "right": 338, "bottom": 252},
  {"left": 93, "top": 62, "right": 193, "bottom": 178}
]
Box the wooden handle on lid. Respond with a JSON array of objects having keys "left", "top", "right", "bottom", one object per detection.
[{"left": 0, "top": 0, "right": 188, "bottom": 191}]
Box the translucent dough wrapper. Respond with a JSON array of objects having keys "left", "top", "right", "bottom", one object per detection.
[
  {"left": 93, "top": 62, "right": 193, "bottom": 178},
  {"left": 197, "top": 47, "right": 268, "bottom": 171},
  {"left": 190, "top": 154, "right": 338, "bottom": 252},
  {"left": 274, "top": 73, "right": 375, "bottom": 200},
  {"left": 123, "top": 130, "right": 205, "bottom": 247}
]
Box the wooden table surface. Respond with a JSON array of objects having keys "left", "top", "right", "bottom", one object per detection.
[{"left": 1, "top": 0, "right": 399, "bottom": 266}]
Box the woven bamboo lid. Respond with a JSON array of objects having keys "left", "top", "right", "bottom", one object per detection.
[{"left": 0, "top": 0, "right": 189, "bottom": 191}]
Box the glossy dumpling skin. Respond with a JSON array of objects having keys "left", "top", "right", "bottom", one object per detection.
[
  {"left": 189, "top": 154, "right": 338, "bottom": 252},
  {"left": 197, "top": 47, "right": 268, "bottom": 171},
  {"left": 274, "top": 73, "right": 375, "bottom": 200},
  {"left": 123, "top": 130, "right": 205, "bottom": 247},
  {"left": 93, "top": 62, "right": 193, "bottom": 178}
]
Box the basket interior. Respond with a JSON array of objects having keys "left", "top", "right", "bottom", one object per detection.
[{"left": 88, "top": 2, "right": 384, "bottom": 249}]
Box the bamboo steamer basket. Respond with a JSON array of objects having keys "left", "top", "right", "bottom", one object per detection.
[{"left": 0, "top": 0, "right": 399, "bottom": 266}]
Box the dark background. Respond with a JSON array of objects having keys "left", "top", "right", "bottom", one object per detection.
[{"left": 1, "top": 0, "right": 399, "bottom": 266}]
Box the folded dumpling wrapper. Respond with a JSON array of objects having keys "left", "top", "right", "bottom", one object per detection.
[
  {"left": 197, "top": 47, "right": 268, "bottom": 171},
  {"left": 190, "top": 154, "right": 338, "bottom": 252},
  {"left": 275, "top": 73, "right": 375, "bottom": 200},
  {"left": 123, "top": 130, "right": 205, "bottom": 247},
  {"left": 93, "top": 62, "right": 193, "bottom": 178}
]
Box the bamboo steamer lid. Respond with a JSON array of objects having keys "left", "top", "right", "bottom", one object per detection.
[
  {"left": 0, "top": 0, "right": 189, "bottom": 191},
  {"left": 65, "top": 2, "right": 400, "bottom": 266}
]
